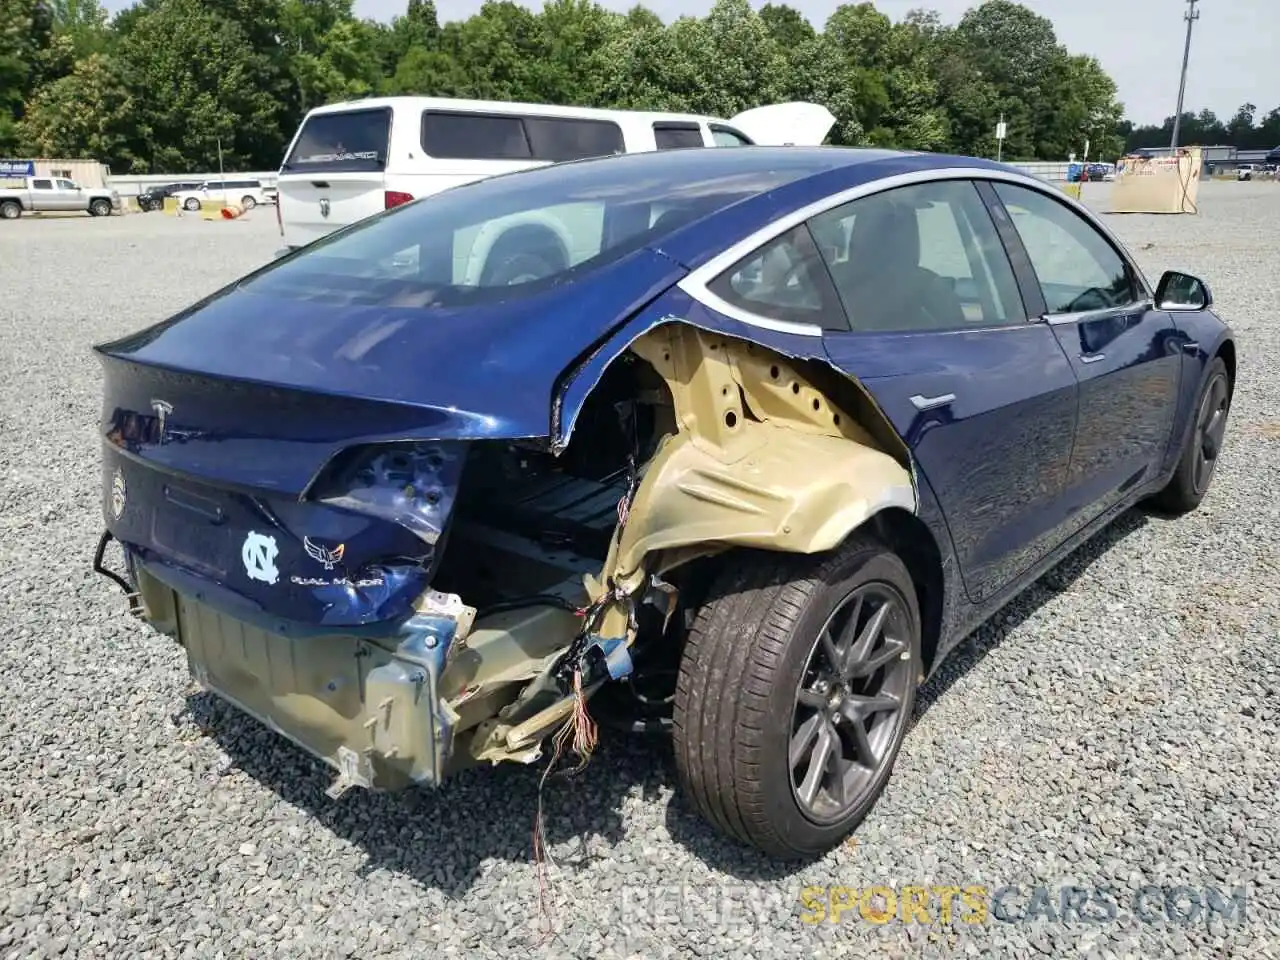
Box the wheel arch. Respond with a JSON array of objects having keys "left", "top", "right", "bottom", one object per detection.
[
  {"left": 575, "top": 321, "right": 920, "bottom": 644},
  {"left": 461, "top": 214, "right": 572, "bottom": 286},
  {"left": 1215, "top": 336, "right": 1236, "bottom": 399},
  {"left": 863, "top": 507, "right": 945, "bottom": 679}
]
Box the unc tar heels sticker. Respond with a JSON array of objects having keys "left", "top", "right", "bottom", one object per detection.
[{"left": 241, "top": 530, "right": 279, "bottom": 585}]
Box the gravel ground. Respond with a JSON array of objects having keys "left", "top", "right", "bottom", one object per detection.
[{"left": 1, "top": 184, "right": 1277, "bottom": 960}]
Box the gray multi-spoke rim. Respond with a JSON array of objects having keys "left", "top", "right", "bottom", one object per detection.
[
  {"left": 789, "top": 582, "right": 913, "bottom": 824},
  {"left": 1193, "top": 373, "right": 1229, "bottom": 494}
]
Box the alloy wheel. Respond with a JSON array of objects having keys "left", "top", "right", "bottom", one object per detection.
[
  {"left": 789, "top": 582, "right": 913, "bottom": 824},
  {"left": 1193, "top": 372, "right": 1229, "bottom": 494}
]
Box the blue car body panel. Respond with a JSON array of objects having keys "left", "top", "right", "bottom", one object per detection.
[
  {"left": 94, "top": 145, "right": 1235, "bottom": 670},
  {"left": 99, "top": 245, "right": 689, "bottom": 447}
]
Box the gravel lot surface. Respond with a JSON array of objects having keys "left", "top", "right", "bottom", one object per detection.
[{"left": 1, "top": 184, "right": 1277, "bottom": 960}]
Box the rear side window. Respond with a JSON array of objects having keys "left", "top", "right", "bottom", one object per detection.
[
  {"left": 654, "top": 123, "right": 705, "bottom": 150},
  {"left": 283, "top": 108, "right": 391, "bottom": 174},
  {"left": 523, "top": 117, "right": 624, "bottom": 161},
  {"left": 420, "top": 111, "right": 624, "bottom": 162},
  {"left": 32, "top": 179, "right": 52, "bottom": 189}
]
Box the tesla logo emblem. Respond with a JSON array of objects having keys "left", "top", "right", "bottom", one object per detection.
[
  {"left": 241, "top": 531, "right": 280, "bottom": 584},
  {"left": 151, "top": 399, "right": 172, "bottom": 442},
  {"left": 110, "top": 468, "right": 126, "bottom": 520},
  {"left": 319, "top": 198, "right": 330, "bottom": 217}
]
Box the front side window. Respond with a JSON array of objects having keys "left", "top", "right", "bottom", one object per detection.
[
  {"left": 993, "top": 182, "right": 1139, "bottom": 314},
  {"left": 56, "top": 179, "right": 76, "bottom": 190},
  {"left": 654, "top": 124, "right": 705, "bottom": 150},
  {"left": 811, "top": 179, "right": 1025, "bottom": 332}
]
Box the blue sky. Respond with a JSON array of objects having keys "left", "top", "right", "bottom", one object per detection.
[{"left": 101, "top": 0, "right": 1279, "bottom": 127}]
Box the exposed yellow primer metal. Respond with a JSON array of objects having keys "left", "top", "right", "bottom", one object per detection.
[{"left": 583, "top": 322, "right": 916, "bottom": 640}]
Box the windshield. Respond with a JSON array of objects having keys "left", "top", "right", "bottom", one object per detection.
[{"left": 243, "top": 150, "right": 833, "bottom": 309}]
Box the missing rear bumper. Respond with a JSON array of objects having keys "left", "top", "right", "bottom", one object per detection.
[
  {"left": 92, "top": 530, "right": 143, "bottom": 616},
  {"left": 177, "top": 584, "right": 457, "bottom": 792}
]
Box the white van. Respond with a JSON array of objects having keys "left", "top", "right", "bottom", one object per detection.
[
  {"left": 173, "top": 178, "right": 269, "bottom": 212},
  {"left": 274, "top": 96, "right": 836, "bottom": 254}
]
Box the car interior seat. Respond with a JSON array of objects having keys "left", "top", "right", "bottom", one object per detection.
[{"left": 830, "top": 197, "right": 965, "bottom": 331}]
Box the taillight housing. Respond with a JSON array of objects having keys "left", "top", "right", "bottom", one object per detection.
[
  {"left": 385, "top": 190, "right": 414, "bottom": 209},
  {"left": 309, "top": 441, "right": 465, "bottom": 545}
]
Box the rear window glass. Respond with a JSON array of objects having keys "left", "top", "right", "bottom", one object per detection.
[
  {"left": 242, "top": 150, "right": 829, "bottom": 309},
  {"left": 283, "top": 108, "right": 390, "bottom": 174},
  {"left": 420, "top": 111, "right": 624, "bottom": 162}
]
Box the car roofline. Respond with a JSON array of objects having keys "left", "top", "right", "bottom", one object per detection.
[
  {"left": 302, "top": 94, "right": 752, "bottom": 128},
  {"left": 676, "top": 159, "right": 1150, "bottom": 339}
]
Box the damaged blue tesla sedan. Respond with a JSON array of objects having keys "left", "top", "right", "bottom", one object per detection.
[{"left": 94, "top": 146, "right": 1236, "bottom": 859}]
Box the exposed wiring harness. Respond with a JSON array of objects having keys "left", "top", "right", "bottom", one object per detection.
[{"left": 474, "top": 594, "right": 579, "bottom": 619}]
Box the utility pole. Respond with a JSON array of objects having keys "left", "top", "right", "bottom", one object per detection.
[{"left": 1170, "top": 0, "right": 1200, "bottom": 151}]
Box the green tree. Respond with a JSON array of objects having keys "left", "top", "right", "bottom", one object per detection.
[
  {"left": 113, "top": 0, "right": 289, "bottom": 171},
  {"left": 1, "top": 0, "right": 1161, "bottom": 170},
  {"left": 18, "top": 52, "right": 137, "bottom": 167}
]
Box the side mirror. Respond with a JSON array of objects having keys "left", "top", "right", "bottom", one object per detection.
[{"left": 1155, "top": 270, "right": 1212, "bottom": 311}]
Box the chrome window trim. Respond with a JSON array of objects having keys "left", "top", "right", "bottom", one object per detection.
[
  {"left": 1043, "top": 298, "right": 1155, "bottom": 327},
  {"left": 677, "top": 165, "right": 1153, "bottom": 336}
]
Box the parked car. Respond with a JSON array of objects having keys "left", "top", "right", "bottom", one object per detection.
[
  {"left": 1237, "top": 164, "right": 1256, "bottom": 181},
  {"left": 273, "top": 95, "right": 836, "bottom": 255},
  {"left": 172, "top": 178, "right": 269, "bottom": 212},
  {"left": 136, "top": 181, "right": 203, "bottom": 212},
  {"left": 0, "top": 176, "right": 119, "bottom": 219},
  {"left": 93, "top": 147, "right": 1235, "bottom": 859}
]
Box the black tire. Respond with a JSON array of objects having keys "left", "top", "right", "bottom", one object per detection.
[
  {"left": 0, "top": 200, "right": 20, "bottom": 220},
  {"left": 1149, "top": 356, "right": 1231, "bottom": 514},
  {"left": 184, "top": 197, "right": 200, "bottom": 212},
  {"left": 241, "top": 195, "right": 257, "bottom": 209},
  {"left": 673, "top": 533, "right": 921, "bottom": 859},
  {"left": 89, "top": 198, "right": 112, "bottom": 217}
]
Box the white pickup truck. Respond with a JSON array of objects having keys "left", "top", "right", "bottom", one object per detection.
[{"left": 0, "top": 176, "right": 120, "bottom": 219}]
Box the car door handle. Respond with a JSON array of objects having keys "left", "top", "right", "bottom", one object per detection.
[
  {"left": 1181, "top": 341, "right": 1200, "bottom": 355},
  {"left": 909, "top": 393, "right": 956, "bottom": 411},
  {"left": 1080, "top": 353, "right": 1106, "bottom": 364}
]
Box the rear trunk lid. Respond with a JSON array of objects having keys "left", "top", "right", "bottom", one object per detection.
[
  {"left": 96, "top": 245, "right": 686, "bottom": 627},
  {"left": 278, "top": 172, "right": 388, "bottom": 248},
  {"left": 100, "top": 357, "right": 465, "bottom": 628}
]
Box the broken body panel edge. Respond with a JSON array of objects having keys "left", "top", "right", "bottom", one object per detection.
[{"left": 109, "top": 311, "right": 922, "bottom": 796}]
